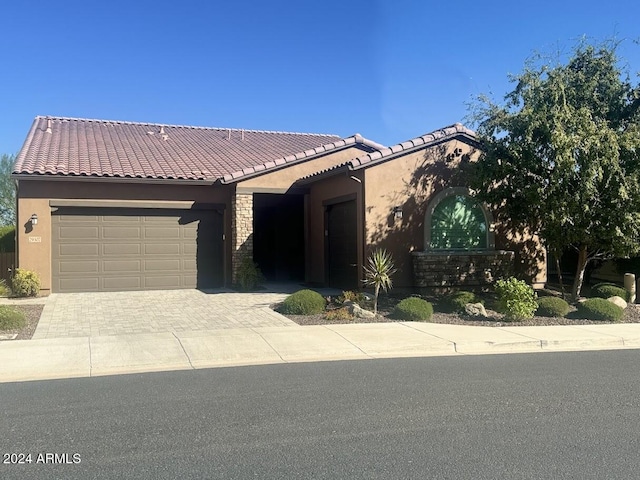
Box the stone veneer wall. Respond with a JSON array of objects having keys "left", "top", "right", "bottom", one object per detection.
[
  {"left": 231, "top": 192, "right": 253, "bottom": 284},
  {"left": 412, "top": 250, "right": 515, "bottom": 288}
]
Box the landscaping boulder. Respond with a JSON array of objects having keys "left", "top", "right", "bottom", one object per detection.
[
  {"left": 464, "top": 302, "right": 488, "bottom": 318},
  {"left": 346, "top": 302, "right": 376, "bottom": 319},
  {"left": 608, "top": 296, "right": 628, "bottom": 309}
]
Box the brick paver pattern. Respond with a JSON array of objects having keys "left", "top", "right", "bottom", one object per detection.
[{"left": 32, "top": 289, "right": 298, "bottom": 339}]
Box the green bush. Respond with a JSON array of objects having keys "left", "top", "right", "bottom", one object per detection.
[
  {"left": 445, "top": 291, "right": 480, "bottom": 313},
  {"left": 0, "top": 305, "right": 26, "bottom": 330},
  {"left": 11, "top": 268, "right": 41, "bottom": 297},
  {"left": 576, "top": 298, "right": 624, "bottom": 322},
  {"left": 494, "top": 277, "right": 538, "bottom": 321},
  {"left": 0, "top": 225, "right": 15, "bottom": 252},
  {"left": 536, "top": 296, "right": 571, "bottom": 318},
  {"left": 236, "top": 257, "right": 264, "bottom": 291},
  {"left": 591, "top": 283, "right": 629, "bottom": 302},
  {"left": 393, "top": 297, "right": 433, "bottom": 321},
  {"left": 279, "top": 289, "right": 326, "bottom": 315}
]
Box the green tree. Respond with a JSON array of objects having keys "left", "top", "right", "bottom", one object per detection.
[
  {"left": 468, "top": 39, "right": 640, "bottom": 300},
  {"left": 0, "top": 154, "right": 16, "bottom": 226}
]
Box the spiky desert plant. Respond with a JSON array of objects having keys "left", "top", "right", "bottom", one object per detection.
[{"left": 363, "top": 248, "right": 396, "bottom": 315}]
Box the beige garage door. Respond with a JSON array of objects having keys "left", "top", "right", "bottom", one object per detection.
[{"left": 52, "top": 207, "right": 223, "bottom": 293}]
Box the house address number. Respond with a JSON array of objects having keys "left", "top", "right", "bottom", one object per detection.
[{"left": 28, "top": 236, "right": 42, "bottom": 243}]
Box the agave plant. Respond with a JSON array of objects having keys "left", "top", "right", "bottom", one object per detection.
[{"left": 363, "top": 248, "right": 397, "bottom": 315}]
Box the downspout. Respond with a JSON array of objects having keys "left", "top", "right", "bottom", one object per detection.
[
  {"left": 348, "top": 172, "right": 364, "bottom": 289},
  {"left": 12, "top": 177, "right": 18, "bottom": 276}
]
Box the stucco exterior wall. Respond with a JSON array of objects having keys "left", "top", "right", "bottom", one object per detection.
[
  {"left": 16, "top": 179, "right": 233, "bottom": 295},
  {"left": 306, "top": 172, "right": 364, "bottom": 285},
  {"left": 363, "top": 141, "right": 478, "bottom": 287},
  {"left": 237, "top": 147, "right": 367, "bottom": 191}
]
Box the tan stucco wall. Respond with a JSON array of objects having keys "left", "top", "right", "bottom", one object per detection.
[
  {"left": 306, "top": 172, "right": 364, "bottom": 285},
  {"left": 363, "top": 141, "right": 478, "bottom": 287},
  {"left": 362, "top": 140, "right": 547, "bottom": 288},
  {"left": 237, "top": 147, "right": 367, "bottom": 191},
  {"left": 16, "top": 180, "right": 234, "bottom": 295}
]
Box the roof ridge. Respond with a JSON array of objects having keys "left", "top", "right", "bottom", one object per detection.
[{"left": 35, "top": 115, "right": 341, "bottom": 137}]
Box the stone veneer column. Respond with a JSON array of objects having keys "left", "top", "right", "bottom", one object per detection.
[{"left": 231, "top": 192, "right": 254, "bottom": 284}]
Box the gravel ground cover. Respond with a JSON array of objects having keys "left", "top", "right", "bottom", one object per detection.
[{"left": 0, "top": 304, "right": 44, "bottom": 340}]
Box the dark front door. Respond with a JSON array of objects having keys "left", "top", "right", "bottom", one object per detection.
[{"left": 326, "top": 200, "right": 358, "bottom": 290}]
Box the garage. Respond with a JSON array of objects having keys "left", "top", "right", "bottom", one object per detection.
[{"left": 51, "top": 207, "right": 224, "bottom": 293}]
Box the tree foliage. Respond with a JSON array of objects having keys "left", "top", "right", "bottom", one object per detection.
[
  {"left": 0, "top": 154, "right": 16, "bottom": 226},
  {"left": 468, "top": 39, "right": 640, "bottom": 300}
]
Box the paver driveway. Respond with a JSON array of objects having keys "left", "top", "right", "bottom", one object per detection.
[{"left": 32, "top": 288, "right": 300, "bottom": 339}]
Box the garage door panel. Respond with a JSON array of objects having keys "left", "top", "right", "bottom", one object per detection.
[
  {"left": 59, "top": 244, "right": 100, "bottom": 256},
  {"left": 144, "top": 243, "right": 181, "bottom": 255},
  {"left": 103, "top": 244, "right": 141, "bottom": 255},
  {"left": 58, "top": 261, "right": 99, "bottom": 273},
  {"left": 104, "top": 277, "right": 141, "bottom": 290},
  {"left": 104, "top": 260, "right": 142, "bottom": 272},
  {"left": 145, "top": 227, "right": 180, "bottom": 239},
  {"left": 102, "top": 226, "right": 141, "bottom": 239},
  {"left": 60, "top": 278, "right": 100, "bottom": 292},
  {"left": 52, "top": 207, "right": 223, "bottom": 293},
  {"left": 144, "top": 275, "right": 183, "bottom": 288},
  {"left": 59, "top": 226, "right": 99, "bottom": 239}
]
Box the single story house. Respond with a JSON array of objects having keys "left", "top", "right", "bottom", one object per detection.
[{"left": 13, "top": 116, "right": 546, "bottom": 295}]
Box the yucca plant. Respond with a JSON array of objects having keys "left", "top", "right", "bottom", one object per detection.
[{"left": 363, "top": 248, "right": 396, "bottom": 315}]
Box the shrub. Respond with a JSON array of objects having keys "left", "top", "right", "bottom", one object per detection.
[
  {"left": 236, "top": 257, "right": 264, "bottom": 291},
  {"left": 325, "top": 307, "right": 353, "bottom": 322},
  {"left": 576, "top": 298, "right": 624, "bottom": 322},
  {"left": 494, "top": 277, "right": 538, "bottom": 321},
  {"left": 0, "top": 305, "right": 26, "bottom": 330},
  {"left": 0, "top": 279, "right": 10, "bottom": 297},
  {"left": 590, "top": 283, "right": 629, "bottom": 302},
  {"left": 279, "top": 289, "right": 326, "bottom": 315},
  {"left": 11, "top": 269, "right": 40, "bottom": 297},
  {"left": 337, "top": 290, "right": 367, "bottom": 305},
  {"left": 445, "top": 290, "right": 480, "bottom": 313},
  {"left": 536, "top": 296, "right": 571, "bottom": 318},
  {"left": 393, "top": 297, "right": 433, "bottom": 321}
]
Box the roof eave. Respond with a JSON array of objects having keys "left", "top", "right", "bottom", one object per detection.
[{"left": 11, "top": 173, "right": 221, "bottom": 186}]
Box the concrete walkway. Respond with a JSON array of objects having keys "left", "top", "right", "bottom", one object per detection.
[
  {"left": 2, "top": 320, "right": 640, "bottom": 383},
  {"left": 2, "top": 287, "right": 640, "bottom": 383}
]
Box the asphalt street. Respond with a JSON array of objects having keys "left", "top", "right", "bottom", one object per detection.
[{"left": 2, "top": 350, "right": 640, "bottom": 479}]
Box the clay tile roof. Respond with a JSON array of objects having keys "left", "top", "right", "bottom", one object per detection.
[
  {"left": 14, "top": 116, "right": 367, "bottom": 183},
  {"left": 296, "top": 123, "right": 477, "bottom": 184}
]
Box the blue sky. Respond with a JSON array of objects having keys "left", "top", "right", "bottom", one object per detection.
[{"left": 1, "top": 0, "right": 639, "bottom": 155}]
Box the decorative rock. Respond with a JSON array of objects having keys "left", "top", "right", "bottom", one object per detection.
[
  {"left": 608, "top": 296, "right": 628, "bottom": 309},
  {"left": 346, "top": 302, "right": 376, "bottom": 318},
  {"left": 624, "top": 273, "right": 636, "bottom": 303},
  {"left": 464, "top": 302, "right": 488, "bottom": 318}
]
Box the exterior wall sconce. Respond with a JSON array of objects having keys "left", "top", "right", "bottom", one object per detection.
[
  {"left": 393, "top": 206, "right": 403, "bottom": 220},
  {"left": 30, "top": 213, "right": 38, "bottom": 226}
]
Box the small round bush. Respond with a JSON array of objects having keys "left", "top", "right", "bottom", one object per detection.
[
  {"left": 0, "top": 305, "right": 26, "bottom": 330},
  {"left": 536, "top": 296, "right": 571, "bottom": 318},
  {"left": 279, "top": 289, "right": 326, "bottom": 315},
  {"left": 393, "top": 297, "right": 433, "bottom": 321},
  {"left": 591, "top": 283, "right": 629, "bottom": 302},
  {"left": 576, "top": 298, "right": 624, "bottom": 322},
  {"left": 494, "top": 277, "right": 537, "bottom": 321},
  {"left": 445, "top": 291, "right": 480, "bottom": 312},
  {"left": 11, "top": 269, "right": 41, "bottom": 297}
]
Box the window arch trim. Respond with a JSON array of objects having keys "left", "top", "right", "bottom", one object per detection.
[{"left": 424, "top": 187, "right": 495, "bottom": 251}]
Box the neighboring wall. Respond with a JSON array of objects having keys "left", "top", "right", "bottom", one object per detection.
[{"left": 16, "top": 179, "right": 233, "bottom": 294}]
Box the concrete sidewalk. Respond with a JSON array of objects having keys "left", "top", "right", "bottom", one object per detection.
[{"left": 2, "top": 321, "right": 640, "bottom": 383}]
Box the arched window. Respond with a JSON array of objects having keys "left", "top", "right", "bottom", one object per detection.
[{"left": 425, "top": 188, "right": 493, "bottom": 250}]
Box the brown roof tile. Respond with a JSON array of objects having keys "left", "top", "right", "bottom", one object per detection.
[
  {"left": 14, "top": 116, "right": 383, "bottom": 183},
  {"left": 296, "top": 123, "right": 478, "bottom": 184}
]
